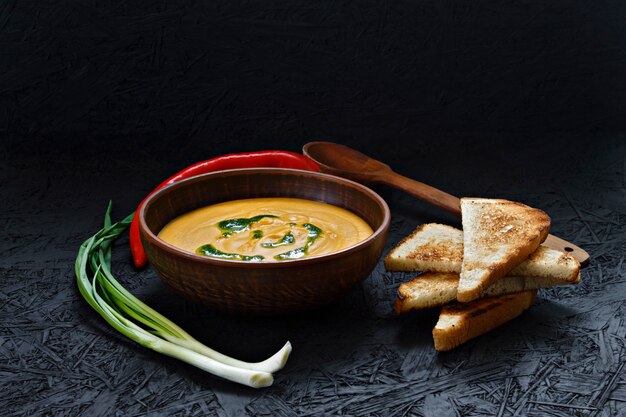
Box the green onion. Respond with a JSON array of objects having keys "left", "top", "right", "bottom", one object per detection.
[{"left": 75, "top": 202, "right": 292, "bottom": 388}]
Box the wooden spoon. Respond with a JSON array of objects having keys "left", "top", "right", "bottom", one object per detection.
[{"left": 303, "top": 141, "right": 589, "bottom": 266}]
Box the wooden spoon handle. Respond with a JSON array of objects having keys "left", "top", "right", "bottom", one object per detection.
[
  {"left": 383, "top": 172, "right": 590, "bottom": 265},
  {"left": 385, "top": 172, "right": 462, "bottom": 216}
]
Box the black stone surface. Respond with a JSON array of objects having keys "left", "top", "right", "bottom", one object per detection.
[{"left": 2, "top": 2, "right": 626, "bottom": 416}]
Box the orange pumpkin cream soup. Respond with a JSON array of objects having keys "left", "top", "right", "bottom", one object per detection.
[{"left": 158, "top": 198, "right": 373, "bottom": 262}]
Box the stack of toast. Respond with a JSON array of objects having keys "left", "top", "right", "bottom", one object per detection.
[{"left": 385, "top": 198, "right": 580, "bottom": 351}]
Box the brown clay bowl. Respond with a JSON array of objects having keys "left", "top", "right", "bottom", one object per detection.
[{"left": 139, "top": 168, "right": 390, "bottom": 315}]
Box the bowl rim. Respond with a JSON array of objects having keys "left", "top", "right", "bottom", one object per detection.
[{"left": 139, "top": 167, "right": 390, "bottom": 269}]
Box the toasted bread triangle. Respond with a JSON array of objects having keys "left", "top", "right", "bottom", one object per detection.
[
  {"left": 384, "top": 224, "right": 578, "bottom": 281},
  {"left": 395, "top": 270, "right": 579, "bottom": 314},
  {"left": 433, "top": 290, "right": 537, "bottom": 351},
  {"left": 458, "top": 198, "right": 550, "bottom": 302},
  {"left": 384, "top": 223, "right": 463, "bottom": 272}
]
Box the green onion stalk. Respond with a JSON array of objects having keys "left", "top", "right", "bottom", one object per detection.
[{"left": 75, "top": 203, "right": 291, "bottom": 388}]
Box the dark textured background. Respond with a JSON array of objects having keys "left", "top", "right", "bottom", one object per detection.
[
  {"left": 2, "top": 0, "right": 626, "bottom": 140},
  {"left": 2, "top": 1, "right": 626, "bottom": 416}
]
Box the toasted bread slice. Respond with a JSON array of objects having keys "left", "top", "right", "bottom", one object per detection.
[
  {"left": 432, "top": 290, "right": 537, "bottom": 352},
  {"left": 384, "top": 224, "right": 463, "bottom": 272},
  {"left": 384, "top": 224, "right": 578, "bottom": 282},
  {"left": 395, "top": 272, "right": 460, "bottom": 312},
  {"left": 458, "top": 198, "right": 551, "bottom": 302},
  {"left": 395, "top": 271, "right": 579, "bottom": 314}
]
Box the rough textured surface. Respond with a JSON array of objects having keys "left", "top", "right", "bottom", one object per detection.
[
  {"left": 2, "top": 135, "right": 624, "bottom": 416},
  {"left": 1, "top": 1, "right": 626, "bottom": 415}
]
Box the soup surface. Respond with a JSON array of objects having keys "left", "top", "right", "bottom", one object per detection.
[{"left": 158, "top": 198, "right": 373, "bottom": 261}]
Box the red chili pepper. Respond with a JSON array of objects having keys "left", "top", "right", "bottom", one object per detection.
[{"left": 130, "top": 150, "right": 320, "bottom": 269}]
